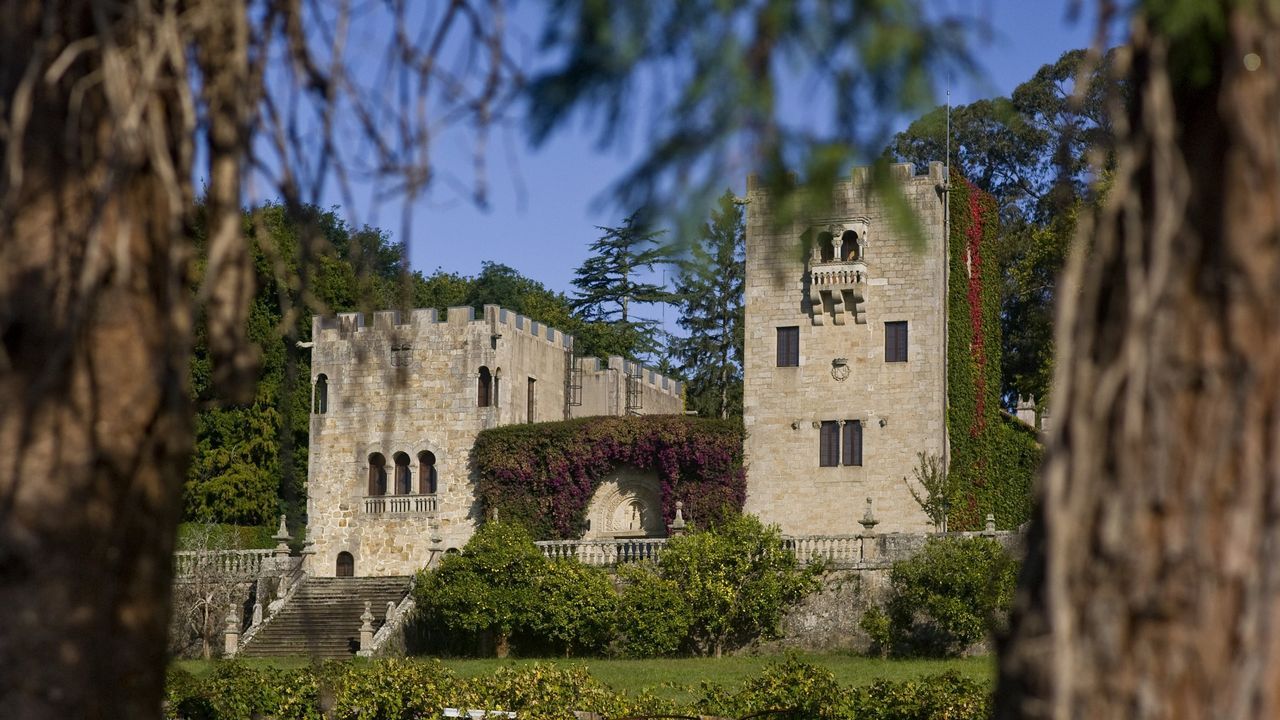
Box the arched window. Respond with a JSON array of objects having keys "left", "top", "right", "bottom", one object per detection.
[
  {"left": 336, "top": 551, "right": 354, "bottom": 577},
  {"left": 393, "top": 452, "right": 411, "bottom": 495},
  {"left": 816, "top": 231, "right": 834, "bottom": 262},
  {"left": 840, "top": 230, "right": 859, "bottom": 261},
  {"left": 418, "top": 451, "right": 438, "bottom": 494},
  {"left": 313, "top": 374, "right": 328, "bottom": 414},
  {"left": 478, "top": 366, "right": 493, "bottom": 407},
  {"left": 367, "top": 453, "right": 387, "bottom": 496}
]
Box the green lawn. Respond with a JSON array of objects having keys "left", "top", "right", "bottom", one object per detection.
[{"left": 174, "top": 654, "right": 992, "bottom": 703}]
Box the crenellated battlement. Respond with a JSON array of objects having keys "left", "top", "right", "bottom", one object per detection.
[{"left": 312, "top": 304, "right": 573, "bottom": 352}]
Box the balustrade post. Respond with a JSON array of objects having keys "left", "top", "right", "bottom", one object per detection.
[
  {"left": 223, "top": 606, "right": 240, "bottom": 656},
  {"left": 859, "top": 497, "right": 879, "bottom": 562}
]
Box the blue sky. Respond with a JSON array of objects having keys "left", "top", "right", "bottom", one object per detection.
[{"left": 318, "top": 1, "right": 1096, "bottom": 300}]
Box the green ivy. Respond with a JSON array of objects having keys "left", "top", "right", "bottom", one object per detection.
[
  {"left": 947, "top": 172, "right": 1042, "bottom": 529},
  {"left": 473, "top": 415, "right": 745, "bottom": 539}
]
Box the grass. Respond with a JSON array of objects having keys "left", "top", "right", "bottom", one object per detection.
[{"left": 173, "top": 653, "right": 992, "bottom": 703}]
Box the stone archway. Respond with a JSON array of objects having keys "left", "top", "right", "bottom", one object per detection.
[{"left": 582, "top": 465, "right": 665, "bottom": 539}]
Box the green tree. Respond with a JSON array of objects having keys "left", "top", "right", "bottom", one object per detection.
[
  {"left": 886, "top": 49, "right": 1117, "bottom": 406},
  {"left": 671, "top": 190, "right": 746, "bottom": 419},
  {"left": 413, "top": 522, "right": 546, "bottom": 658},
  {"left": 570, "top": 213, "right": 672, "bottom": 360},
  {"left": 657, "top": 514, "right": 820, "bottom": 657}
]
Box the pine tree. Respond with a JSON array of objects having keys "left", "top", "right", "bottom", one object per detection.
[
  {"left": 570, "top": 212, "right": 672, "bottom": 359},
  {"left": 670, "top": 191, "right": 745, "bottom": 419}
]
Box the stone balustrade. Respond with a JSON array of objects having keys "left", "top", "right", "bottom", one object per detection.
[
  {"left": 809, "top": 261, "right": 867, "bottom": 297},
  {"left": 782, "top": 535, "right": 863, "bottom": 565},
  {"left": 174, "top": 548, "right": 274, "bottom": 578},
  {"left": 536, "top": 538, "right": 666, "bottom": 565},
  {"left": 363, "top": 494, "right": 437, "bottom": 515}
]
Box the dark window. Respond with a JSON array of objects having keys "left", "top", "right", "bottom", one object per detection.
[
  {"left": 527, "top": 378, "right": 537, "bottom": 423},
  {"left": 393, "top": 452, "right": 411, "bottom": 495},
  {"left": 418, "top": 451, "right": 438, "bottom": 494},
  {"left": 816, "top": 231, "right": 834, "bottom": 262},
  {"left": 777, "top": 327, "right": 799, "bottom": 367},
  {"left": 842, "top": 420, "right": 863, "bottom": 466},
  {"left": 313, "top": 374, "right": 328, "bottom": 414},
  {"left": 840, "top": 230, "right": 859, "bottom": 261},
  {"left": 367, "top": 453, "right": 387, "bottom": 496},
  {"left": 336, "top": 551, "right": 354, "bottom": 577},
  {"left": 885, "top": 321, "right": 908, "bottom": 362},
  {"left": 819, "top": 421, "right": 841, "bottom": 467},
  {"left": 478, "top": 366, "right": 492, "bottom": 407}
]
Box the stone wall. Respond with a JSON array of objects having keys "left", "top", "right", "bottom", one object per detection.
[
  {"left": 305, "top": 305, "right": 683, "bottom": 578},
  {"left": 743, "top": 162, "right": 949, "bottom": 535}
]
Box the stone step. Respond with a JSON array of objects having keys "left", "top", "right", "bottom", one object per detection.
[{"left": 238, "top": 576, "right": 413, "bottom": 658}]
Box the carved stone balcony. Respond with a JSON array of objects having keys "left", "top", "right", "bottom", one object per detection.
[
  {"left": 363, "top": 494, "right": 437, "bottom": 515},
  {"left": 808, "top": 260, "right": 868, "bottom": 325}
]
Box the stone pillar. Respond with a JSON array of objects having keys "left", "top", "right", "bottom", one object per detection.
[
  {"left": 223, "top": 606, "right": 240, "bottom": 656},
  {"left": 983, "top": 513, "right": 997, "bottom": 536},
  {"left": 858, "top": 498, "right": 879, "bottom": 562},
  {"left": 1015, "top": 395, "right": 1037, "bottom": 428},
  {"left": 386, "top": 601, "right": 396, "bottom": 622},
  {"left": 359, "top": 601, "right": 374, "bottom": 652},
  {"left": 251, "top": 600, "right": 263, "bottom": 627},
  {"left": 668, "top": 501, "right": 688, "bottom": 537},
  {"left": 272, "top": 514, "right": 292, "bottom": 558}
]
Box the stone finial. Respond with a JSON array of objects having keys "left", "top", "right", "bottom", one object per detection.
[
  {"left": 223, "top": 606, "right": 241, "bottom": 656},
  {"left": 251, "top": 601, "right": 263, "bottom": 626},
  {"left": 386, "top": 601, "right": 396, "bottom": 622},
  {"left": 359, "top": 601, "right": 375, "bottom": 651},
  {"left": 272, "top": 514, "right": 292, "bottom": 558},
  {"left": 984, "top": 513, "right": 997, "bottom": 535},
  {"left": 669, "top": 501, "right": 687, "bottom": 536},
  {"left": 859, "top": 497, "right": 879, "bottom": 534},
  {"left": 1015, "top": 395, "right": 1037, "bottom": 428}
]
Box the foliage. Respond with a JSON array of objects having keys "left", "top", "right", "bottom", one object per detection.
[
  {"left": 526, "top": 560, "right": 618, "bottom": 657},
  {"left": 848, "top": 671, "right": 991, "bottom": 720},
  {"left": 905, "top": 452, "right": 961, "bottom": 531},
  {"left": 473, "top": 415, "right": 745, "bottom": 540},
  {"left": 570, "top": 212, "right": 672, "bottom": 360},
  {"left": 615, "top": 564, "right": 693, "bottom": 658},
  {"left": 413, "top": 522, "right": 547, "bottom": 657},
  {"left": 946, "top": 173, "right": 1040, "bottom": 530},
  {"left": 878, "top": 538, "right": 1018, "bottom": 657},
  {"left": 670, "top": 190, "right": 746, "bottom": 419},
  {"left": 655, "top": 515, "right": 821, "bottom": 657},
  {"left": 169, "top": 524, "right": 252, "bottom": 660},
  {"left": 165, "top": 656, "right": 991, "bottom": 720},
  {"left": 527, "top": 0, "right": 975, "bottom": 243}
]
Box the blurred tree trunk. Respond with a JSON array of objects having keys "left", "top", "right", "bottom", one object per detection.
[
  {"left": 0, "top": 2, "right": 249, "bottom": 717},
  {"left": 996, "top": 3, "right": 1280, "bottom": 718}
]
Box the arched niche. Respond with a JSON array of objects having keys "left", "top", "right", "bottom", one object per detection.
[{"left": 581, "top": 466, "right": 666, "bottom": 539}]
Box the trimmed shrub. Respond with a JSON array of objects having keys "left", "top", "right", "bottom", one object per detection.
[
  {"left": 849, "top": 671, "right": 990, "bottom": 720},
  {"left": 526, "top": 559, "right": 618, "bottom": 657},
  {"left": 878, "top": 537, "right": 1018, "bottom": 656},
  {"left": 697, "top": 656, "right": 852, "bottom": 720}
]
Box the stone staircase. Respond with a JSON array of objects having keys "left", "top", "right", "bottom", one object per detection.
[{"left": 238, "top": 576, "right": 413, "bottom": 658}]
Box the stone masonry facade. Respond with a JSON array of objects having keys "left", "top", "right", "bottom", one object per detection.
[
  {"left": 305, "top": 305, "right": 683, "bottom": 577},
  {"left": 743, "top": 162, "right": 948, "bottom": 534}
]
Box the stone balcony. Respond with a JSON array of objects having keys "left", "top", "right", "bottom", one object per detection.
[
  {"left": 363, "top": 494, "right": 437, "bottom": 515},
  {"left": 808, "top": 260, "right": 868, "bottom": 325}
]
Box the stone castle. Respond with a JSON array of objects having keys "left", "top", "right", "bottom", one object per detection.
[
  {"left": 304, "top": 161, "right": 954, "bottom": 577},
  {"left": 304, "top": 306, "right": 684, "bottom": 577}
]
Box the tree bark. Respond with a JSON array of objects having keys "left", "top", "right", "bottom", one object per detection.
[
  {"left": 0, "top": 3, "right": 199, "bottom": 717},
  {"left": 996, "top": 4, "right": 1280, "bottom": 718}
]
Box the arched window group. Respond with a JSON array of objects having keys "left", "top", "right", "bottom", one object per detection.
[
  {"left": 840, "top": 230, "right": 860, "bottom": 261},
  {"left": 366, "top": 450, "right": 440, "bottom": 496}
]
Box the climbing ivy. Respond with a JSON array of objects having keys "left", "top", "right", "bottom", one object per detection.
[
  {"left": 472, "top": 415, "right": 745, "bottom": 540},
  {"left": 947, "top": 172, "right": 1041, "bottom": 529}
]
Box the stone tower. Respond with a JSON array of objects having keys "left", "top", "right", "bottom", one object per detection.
[
  {"left": 742, "top": 162, "right": 948, "bottom": 534},
  {"left": 304, "top": 305, "right": 683, "bottom": 577}
]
